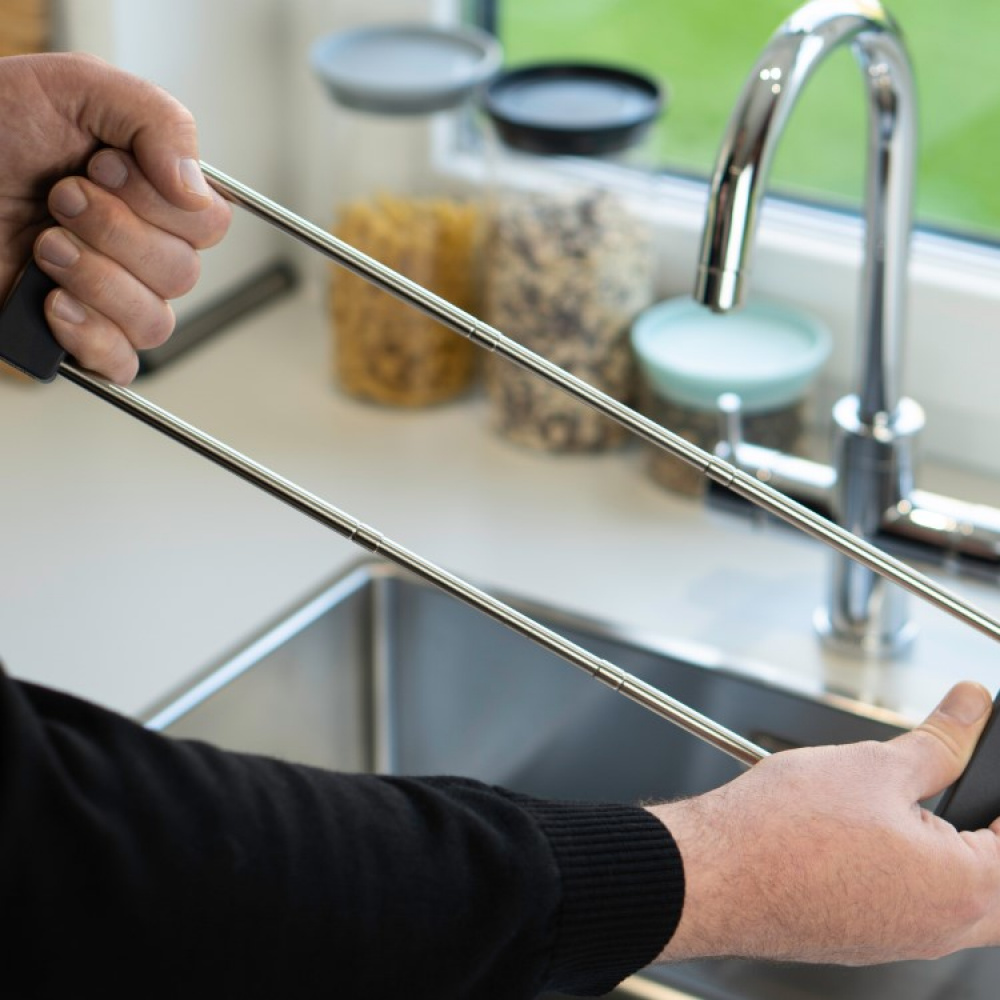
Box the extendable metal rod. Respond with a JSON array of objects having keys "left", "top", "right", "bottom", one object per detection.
[
  {"left": 57, "top": 359, "right": 765, "bottom": 767},
  {"left": 52, "top": 162, "right": 1000, "bottom": 767},
  {"left": 200, "top": 162, "right": 1000, "bottom": 651}
]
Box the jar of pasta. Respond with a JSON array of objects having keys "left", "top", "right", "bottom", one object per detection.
[
  {"left": 482, "top": 63, "right": 664, "bottom": 451},
  {"left": 311, "top": 24, "right": 501, "bottom": 406}
]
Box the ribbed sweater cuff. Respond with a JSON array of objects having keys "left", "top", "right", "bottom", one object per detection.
[{"left": 510, "top": 794, "right": 684, "bottom": 996}]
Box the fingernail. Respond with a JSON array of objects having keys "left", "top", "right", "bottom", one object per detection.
[
  {"left": 89, "top": 149, "right": 129, "bottom": 190},
  {"left": 51, "top": 290, "right": 87, "bottom": 324},
  {"left": 38, "top": 230, "right": 80, "bottom": 269},
  {"left": 939, "top": 684, "right": 992, "bottom": 726},
  {"left": 179, "top": 157, "right": 211, "bottom": 198},
  {"left": 50, "top": 179, "right": 88, "bottom": 219}
]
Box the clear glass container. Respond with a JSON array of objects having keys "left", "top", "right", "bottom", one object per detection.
[
  {"left": 631, "top": 296, "right": 831, "bottom": 497},
  {"left": 329, "top": 125, "right": 482, "bottom": 407},
  {"left": 311, "top": 24, "right": 500, "bottom": 407},
  {"left": 640, "top": 383, "right": 806, "bottom": 497},
  {"left": 481, "top": 63, "right": 663, "bottom": 451}
]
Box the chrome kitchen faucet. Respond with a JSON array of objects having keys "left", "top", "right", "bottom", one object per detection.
[{"left": 694, "top": 0, "right": 1000, "bottom": 658}]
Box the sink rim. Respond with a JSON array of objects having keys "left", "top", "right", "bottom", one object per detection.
[
  {"left": 142, "top": 557, "right": 914, "bottom": 739},
  {"left": 141, "top": 558, "right": 953, "bottom": 1000}
]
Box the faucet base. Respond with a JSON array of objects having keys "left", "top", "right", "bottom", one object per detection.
[
  {"left": 813, "top": 604, "right": 918, "bottom": 660},
  {"left": 817, "top": 395, "right": 925, "bottom": 660}
]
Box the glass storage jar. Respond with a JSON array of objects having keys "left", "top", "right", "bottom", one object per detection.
[
  {"left": 481, "top": 63, "right": 664, "bottom": 451},
  {"left": 631, "top": 296, "right": 832, "bottom": 497},
  {"left": 311, "top": 24, "right": 501, "bottom": 407}
]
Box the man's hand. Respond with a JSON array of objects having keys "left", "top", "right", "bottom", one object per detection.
[
  {"left": 0, "top": 52, "right": 231, "bottom": 383},
  {"left": 651, "top": 681, "right": 1000, "bottom": 965}
]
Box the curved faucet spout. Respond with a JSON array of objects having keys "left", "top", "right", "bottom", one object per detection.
[
  {"left": 694, "top": 0, "right": 916, "bottom": 423},
  {"left": 695, "top": 1, "right": 922, "bottom": 659}
]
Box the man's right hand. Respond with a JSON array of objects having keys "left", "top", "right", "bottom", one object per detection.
[{"left": 0, "top": 53, "right": 231, "bottom": 384}]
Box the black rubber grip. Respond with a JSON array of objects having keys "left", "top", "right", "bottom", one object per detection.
[
  {"left": 0, "top": 259, "right": 66, "bottom": 382},
  {"left": 935, "top": 689, "right": 1000, "bottom": 830}
]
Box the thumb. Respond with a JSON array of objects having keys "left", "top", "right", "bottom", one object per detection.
[
  {"left": 69, "top": 55, "right": 212, "bottom": 210},
  {"left": 894, "top": 682, "right": 993, "bottom": 801}
]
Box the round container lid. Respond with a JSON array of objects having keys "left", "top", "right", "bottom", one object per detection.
[
  {"left": 631, "top": 297, "right": 832, "bottom": 414},
  {"left": 310, "top": 23, "right": 502, "bottom": 115},
  {"left": 484, "top": 63, "right": 664, "bottom": 156}
]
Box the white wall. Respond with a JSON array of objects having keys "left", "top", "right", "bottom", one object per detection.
[
  {"left": 54, "top": 0, "right": 291, "bottom": 318},
  {"left": 53, "top": 0, "right": 444, "bottom": 308},
  {"left": 274, "top": 0, "right": 441, "bottom": 286}
]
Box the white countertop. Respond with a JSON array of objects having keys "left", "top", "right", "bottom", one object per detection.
[{"left": 3, "top": 282, "right": 1000, "bottom": 727}]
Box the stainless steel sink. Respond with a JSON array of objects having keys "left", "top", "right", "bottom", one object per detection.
[{"left": 144, "top": 559, "right": 1000, "bottom": 999}]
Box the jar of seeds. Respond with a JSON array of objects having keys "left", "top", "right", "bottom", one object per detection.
[
  {"left": 481, "top": 63, "right": 664, "bottom": 451},
  {"left": 311, "top": 24, "right": 501, "bottom": 407}
]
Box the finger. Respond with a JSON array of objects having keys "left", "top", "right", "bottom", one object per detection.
[
  {"left": 49, "top": 176, "right": 202, "bottom": 300},
  {"left": 86, "top": 150, "right": 230, "bottom": 250},
  {"left": 67, "top": 54, "right": 212, "bottom": 211},
  {"left": 891, "top": 682, "right": 993, "bottom": 801},
  {"left": 34, "top": 227, "right": 175, "bottom": 356},
  {"left": 43, "top": 288, "right": 143, "bottom": 385}
]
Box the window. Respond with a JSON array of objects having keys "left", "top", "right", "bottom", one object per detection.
[
  {"left": 459, "top": 0, "right": 1000, "bottom": 478},
  {"left": 482, "top": 0, "right": 1000, "bottom": 244}
]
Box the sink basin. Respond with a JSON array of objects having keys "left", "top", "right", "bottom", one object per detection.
[{"left": 144, "top": 559, "right": 1000, "bottom": 999}]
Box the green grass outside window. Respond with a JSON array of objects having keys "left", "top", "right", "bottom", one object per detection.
[{"left": 495, "top": 0, "right": 1000, "bottom": 242}]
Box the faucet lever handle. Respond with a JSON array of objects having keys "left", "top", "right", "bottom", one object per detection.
[
  {"left": 935, "top": 689, "right": 1000, "bottom": 831},
  {"left": 716, "top": 392, "right": 744, "bottom": 459}
]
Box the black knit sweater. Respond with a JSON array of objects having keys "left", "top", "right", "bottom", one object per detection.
[{"left": 0, "top": 666, "right": 684, "bottom": 998}]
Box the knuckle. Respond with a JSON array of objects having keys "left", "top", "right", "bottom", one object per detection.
[
  {"left": 87, "top": 330, "right": 121, "bottom": 370},
  {"left": 831, "top": 739, "right": 894, "bottom": 779},
  {"left": 157, "top": 250, "right": 201, "bottom": 300},
  {"left": 162, "top": 103, "right": 199, "bottom": 140},
  {"left": 139, "top": 304, "right": 176, "bottom": 350},
  {"left": 119, "top": 294, "right": 174, "bottom": 352},
  {"left": 927, "top": 892, "right": 991, "bottom": 959},
  {"left": 103, "top": 337, "right": 140, "bottom": 385},
  {"left": 71, "top": 51, "right": 108, "bottom": 73},
  {"left": 72, "top": 323, "right": 134, "bottom": 382},
  {"left": 963, "top": 882, "right": 993, "bottom": 928},
  {"left": 854, "top": 739, "right": 894, "bottom": 765},
  {"left": 914, "top": 722, "right": 966, "bottom": 764},
  {"left": 190, "top": 199, "right": 232, "bottom": 249}
]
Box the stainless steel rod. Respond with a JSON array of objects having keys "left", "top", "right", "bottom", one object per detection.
[
  {"left": 57, "top": 360, "right": 766, "bottom": 767},
  {"left": 199, "top": 161, "right": 1000, "bottom": 649}
]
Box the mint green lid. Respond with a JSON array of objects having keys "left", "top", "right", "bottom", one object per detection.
[{"left": 631, "top": 296, "right": 831, "bottom": 414}]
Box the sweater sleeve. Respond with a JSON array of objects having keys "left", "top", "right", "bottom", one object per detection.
[{"left": 0, "top": 666, "right": 683, "bottom": 998}]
